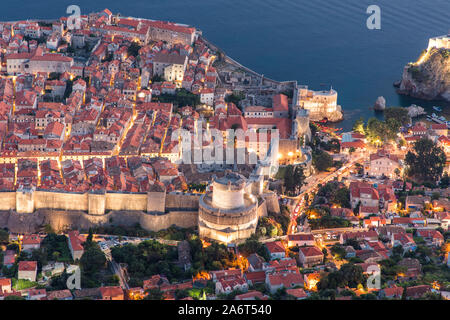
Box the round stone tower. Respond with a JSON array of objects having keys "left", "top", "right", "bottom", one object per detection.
[
  {"left": 199, "top": 172, "right": 258, "bottom": 243},
  {"left": 211, "top": 173, "right": 246, "bottom": 209}
]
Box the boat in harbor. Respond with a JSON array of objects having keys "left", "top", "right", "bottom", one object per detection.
[{"left": 433, "top": 106, "right": 442, "bottom": 112}]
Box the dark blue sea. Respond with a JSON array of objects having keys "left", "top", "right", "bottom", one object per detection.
[{"left": 3, "top": 0, "right": 450, "bottom": 129}]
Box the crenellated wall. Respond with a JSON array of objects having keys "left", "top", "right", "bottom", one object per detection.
[
  {"left": 1, "top": 188, "right": 275, "bottom": 243},
  {"left": 1, "top": 189, "right": 201, "bottom": 234}
]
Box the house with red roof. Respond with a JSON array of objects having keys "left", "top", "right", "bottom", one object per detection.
[
  {"left": 391, "top": 232, "right": 417, "bottom": 252},
  {"left": 235, "top": 290, "right": 268, "bottom": 300},
  {"left": 216, "top": 275, "right": 248, "bottom": 295},
  {"left": 67, "top": 231, "right": 85, "bottom": 260},
  {"left": 405, "top": 285, "right": 431, "bottom": 299},
  {"left": 265, "top": 241, "right": 286, "bottom": 260},
  {"left": 397, "top": 258, "right": 422, "bottom": 281},
  {"left": 409, "top": 122, "right": 427, "bottom": 137},
  {"left": 379, "top": 285, "right": 403, "bottom": 299},
  {"left": 341, "top": 140, "right": 367, "bottom": 154},
  {"left": 298, "top": 246, "right": 324, "bottom": 268},
  {"left": 47, "top": 289, "right": 73, "bottom": 300},
  {"left": 365, "top": 150, "right": 401, "bottom": 179},
  {"left": 244, "top": 271, "right": 266, "bottom": 286},
  {"left": 265, "top": 271, "right": 303, "bottom": 294},
  {"left": 0, "top": 278, "right": 12, "bottom": 294},
  {"left": 340, "top": 230, "right": 379, "bottom": 243},
  {"left": 18, "top": 261, "right": 38, "bottom": 282},
  {"left": 359, "top": 205, "right": 380, "bottom": 218},
  {"left": 28, "top": 288, "right": 47, "bottom": 300},
  {"left": 286, "top": 288, "right": 308, "bottom": 300},
  {"left": 434, "top": 211, "right": 450, "bottom": 230},
  {"left": 349, "top": 181, "right": 379, "bottom": 209},
  {"left": 363, "top": 216, "right": 387, "bottom": 228},
  {"left": 272, "top": 94, "right": 289, "bottom": 118},
  {"left": 430, "top": 123, "right": 448, "bottom": 137},
  {"left": 416, "top": 229, "right": 444, "bottom": 247},
  {"left": 22, "top": 234, "right": 41, "bottom": 252},
  {"left": 287, "top": 233, "right": 315, "bottom": 247},
  {"left": 99, "top": 286, "right": 124, "bottom": 300},
  {"left": 44, "top": 121, "right": 65, "bottom": 140},
  {"left": 210, "top": 269, "right": 242, "bottom": 282},
  {"left": 406, "top": 195, "right": 432, "bottom": 212},
  {"left": 3, "top": 250, "right": 16, "bottom": 268}
]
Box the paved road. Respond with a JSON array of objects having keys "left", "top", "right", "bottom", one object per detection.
[{"left": 286, "top": 154, "right": 367, "bottom": 235}]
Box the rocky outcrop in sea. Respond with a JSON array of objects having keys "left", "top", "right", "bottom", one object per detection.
[
  {"left": 398, "top": 48, "right": 450, "bottom": 102},
  {"left": 374, "top": 96, "right": 386, "bottom": 111}
]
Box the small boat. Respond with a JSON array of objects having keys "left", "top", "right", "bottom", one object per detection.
[
  {"left": 433, "top": 106, "right": 442, "bottom": 112},
  {"left": 439, "top": 116, "right": 446, "bottom": 122},
  {"left": 432, "top": 113, "right": 438, "bottom": 118}
]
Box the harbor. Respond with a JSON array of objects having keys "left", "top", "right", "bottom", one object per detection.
[{"left": 426, "top": 106, "right": 450, "bottom": 128}]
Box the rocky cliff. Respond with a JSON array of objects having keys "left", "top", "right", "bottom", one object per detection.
[{"left": 399, "top": 48, "right": 450, "bottom": 102}]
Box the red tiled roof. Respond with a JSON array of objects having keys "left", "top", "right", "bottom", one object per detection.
[
  {"left": 383, "top": 285, "right": 403, "bottom": 297},
  {"left": 288, "top": 234, "right": 314, "bottom": 242},
  {"left": 99, "top": 286, "right": 124, "bottom": 299},
  {"left": 286, "top": 288, "right": 308, "bottom": 299},
  {"left": 267, "top": 272, "right": 303, "bottom": 287},
  {"left": 244, "top": 271, "right": 266, "bottom": 284},
  {"left": 265, "top": 241, "right": 285, "bottom": 254},
  {"left": 18, "top": 261, "right": 37, "bottom": 272},
  {"left": 341, "top": 140, "right": 366, "bottom": 149},
  {"left": 272, "top": 94, "right": 288, "bottom": 112},
  {"left": 30, "top": 53, "right": 73, "bottom": 63},
  {"left": 68, "top": 231, "right": 84, "bottom": 252},
  {"left": 298, "top": 246, "right": 323, "bottom": 257},
  {"left": 22, "top": 234, "right": 41, "bottom": 246}
]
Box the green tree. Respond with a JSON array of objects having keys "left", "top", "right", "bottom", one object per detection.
[
  {"left": 237, "top": 239, "right": 270, "bottom": 261},
  {"left": 384, "top": 107, "right": 410, "bottom": 127},
  {"left": 352, "top": 117, "right": 365, "bottom": 134},
  {"left": 80, "top": 244, "right": 106, "bottom": 275},
  {"left": 330, "top": 245, "right": 347, "bottom": 260},
  {"left": 312, "top": 150, "right": 333, "bottom": 172},
  {"left": 284, "top": 164, "right": 306, "bottom": 195},
  {"left": 127, "top": 42, "right": 142, "bottom": 57},
  {"left": 225, "top": 92, "right": 245, "bottom": 108},
  {"left": 334, "top": 187, "right": 351, "bottom": 208},
  {"left": 405, "top": 137, "right": 446, "bottom": 182},
  {"left": 365, "top": 117, "right": 385, "bottom": 144}
]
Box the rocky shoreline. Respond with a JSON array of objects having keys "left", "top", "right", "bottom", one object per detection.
[{"left": 398, "top": 47, "right": 450, "bottom": 102}]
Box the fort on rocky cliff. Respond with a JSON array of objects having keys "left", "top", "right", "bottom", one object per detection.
[{"left": 399, "top": 35, "right": 450, "bottom": 102}]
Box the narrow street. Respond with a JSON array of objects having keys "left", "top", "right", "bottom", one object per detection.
[{"left": 286, "top": 154, "right": 366, "bottom": 236}]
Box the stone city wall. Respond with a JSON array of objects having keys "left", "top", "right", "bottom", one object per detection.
[{"left": 0, "top": 190, "right": 201, "bottom": 233}]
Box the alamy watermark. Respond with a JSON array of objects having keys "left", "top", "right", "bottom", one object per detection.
[
  {"left": 67, "top": 5, "right": 81, "bottom": 31},
  {"left": 66, "top": 265, "right": 81, "bottom": 290},
  {"left": 366, "top": 264, "right": 381, "bottom": 290},
  {"left": 170, "top": 125, "right": 280, "bottom": 165},
  {"left": 367, "top": 5, "right": 381, "bottom": 30}
]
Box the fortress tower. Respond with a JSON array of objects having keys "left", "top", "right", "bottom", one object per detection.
[
  {"left": 294, "top": 108, "right": 312, "bottom": 145},
  {"left": 198, "top": 172, "right": 258, "bottom": 243},
  {"left": 427, "top": 33, "right": 450, "bottom": 51}
]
